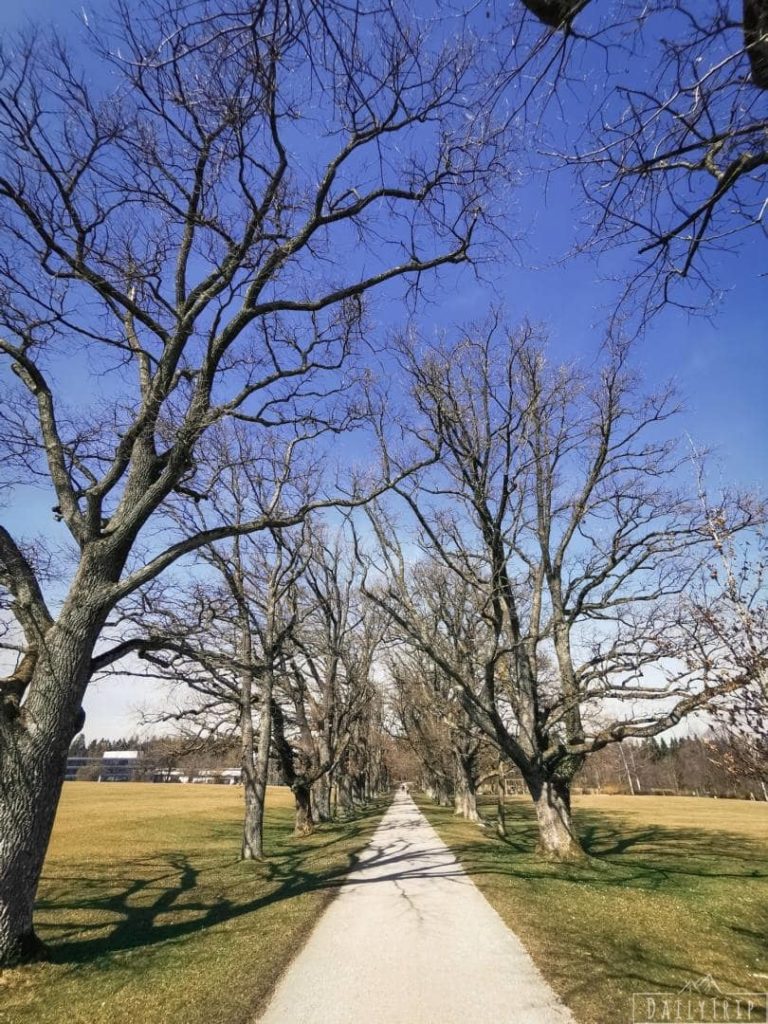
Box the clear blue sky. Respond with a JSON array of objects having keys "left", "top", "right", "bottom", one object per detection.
[{"left": 1, "top": 0, "right": 765, "bottom": 737}]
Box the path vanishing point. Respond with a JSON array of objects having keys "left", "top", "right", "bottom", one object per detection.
[{"left": 258, "top": 792, "right": 575, "bottom": 1024}]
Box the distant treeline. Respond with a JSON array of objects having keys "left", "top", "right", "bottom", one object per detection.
[
  {"left": 574, "top": 735, "right": 767, "bottom": 801},
  {"left": 68, "top": 734, "right": 269, "bottom": 782},
  {"left": 71, "top": 730, "right": 767, "bottom": 801}
]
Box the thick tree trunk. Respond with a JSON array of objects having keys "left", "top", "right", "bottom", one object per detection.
[
  {"left": 243, "top": 684, "right": 276, "bottom": 860},
  {"left": 0, "top": 591, "right": 108, "bottom": 966},
  {"left": 311, "top": 774, "right": 332, "bottom": 822},
  {"left": 431, "top": 777, "right": 453, "bottom": 807},
  {"left": 526, "top": 773, "right": 585, "bottom": 861},
  {"left": 0, "top": 733, "right": 63, "bottom": 965},
  {"left": 240, "top": 669, "right": 274, "bottom": 861},
  {"left": 293, "top": 782, "right": 314, "bottom": 835},
  {"left": 352, "top": 774, "right": 366, "bottom": 805},
  {"left": 337, "top": 774, "right": 355, "bottom": 817},
  {"left": 241, "top": 780, "right": 263, "bottom": 861},
  {"left": 269, "top": 700, "right": 314, "bottom": 837},
  {"left": 453, "top": 753, "right": 480, "bottom": 822}
]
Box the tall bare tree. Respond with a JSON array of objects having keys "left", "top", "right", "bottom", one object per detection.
[
  {"left": 359, "top": 320, "right": 762, "bottom": 859},
  {"left": 118, "top": 521, "right": 308, "bottom": 860},
  {"left": 0, "top": 0, "right": 516, "bottom": 963}
]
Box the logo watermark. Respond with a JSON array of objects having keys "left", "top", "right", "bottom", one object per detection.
[{"left": 632, "top": 974, "right": 768, "bottom": 1024}]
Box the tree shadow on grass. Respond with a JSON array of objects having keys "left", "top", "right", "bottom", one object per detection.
[
  {"left": 35, "top": 805, "right": 388, "bottom": 967},
  {"left": 421, "top": 799, "right": 768, "bottom": 1007},
  {"left": 35, "top": 794, "right": 768, "bottom": 1000},
  {"left": 447, "top": 801, "right": 768, "bottom": 884}
]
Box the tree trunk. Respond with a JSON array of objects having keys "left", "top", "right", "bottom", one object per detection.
[
  {"left": 240, "top": 670, "right": 273, "bottom": 861},
  {"left": 311, "top": 774, "right": 332, "bottom": 822},
  {"left": 293, "top": 782, "right": 314, "bottom": 835},
  {"left": 352, "top": 774, "right": 366, "bottom": 805},
  {"left": 619, "top": 742, "right": 635, "bottom": 795},
  {"left": 0, "top": 732, "right": 64, "bottom": 965},
  {"left": 496, "top": 764, "right": 507, "bottom": 838},
  {"left": 527, "top": 773, "right": 585, "bottom": 861},
  {"left": 337, "top": 774, "right": 355, "bottom": 817},
  {"left": 453, "top": 753, "right": 480, "bottom": 822},
  {"left": 432, "top": 777, "right": 453, "bottom": 807},
  {"left": 241, "top": 773, "right": 263, "bottom": 861},
  {"left": 0, "top": 591, "right": 107, "bottom": 966}
]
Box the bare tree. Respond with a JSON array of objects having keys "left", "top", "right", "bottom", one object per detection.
[
  {"left": 102, "top": 427, "right": 319, "bottom": 858},
  {"left": 389, "top": 643, "right": 486, "bottom": 821},
  {"left": 333, "top": 680, "right": 391, "bottom": 815},
  {"left": 119, "top": 521, "right": 308, "bottom": 859},
  {"left": 391, "top": 666, "right": 455, "bottom": 807},
  {"left": 691, "top": 519, "right": 768, "bottom": 797},
  {"left": 575, "top": 2, "right": 767, "bottom": 323},
  {"left": 359, "top": 319, "right": 762, "bottom": 859},
  {"left": 0, "top": 0, "right": 517, "bottom": 963},
  {"left": 271, "top": 527, "right": 382, "bottom": 833},
  {"left": 502, "top": 1, "right": 768, "bottom": 324}
]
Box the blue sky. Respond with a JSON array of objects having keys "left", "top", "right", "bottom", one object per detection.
[{"left": 0, "top": 0, "right": 765, "bottom": 737}]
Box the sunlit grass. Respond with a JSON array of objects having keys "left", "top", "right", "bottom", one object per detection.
[
  {"left": 0, "top": 783, "right": 386, "bottom": 1024},
  {"left": 420, "top": 794, "right": 768, "bottom": 1024}
]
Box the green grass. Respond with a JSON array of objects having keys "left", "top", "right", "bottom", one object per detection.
[
  {"left": 420, "top": 794, "right": 768, "bottom": 1024},
  {"left": 0, "top": 783, "right": 386, "bottom": 1024}
]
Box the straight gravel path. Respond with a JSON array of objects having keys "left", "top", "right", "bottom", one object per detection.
[{"left": 257, "top": 792, "right": 574, "bottom": 1024}]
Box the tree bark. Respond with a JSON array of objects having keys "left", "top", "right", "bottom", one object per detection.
[
  {"left": 0, "top": 735, "right": 61, "bottom": 965},
  {"left": 240, "top": 670, "right": 273, "bottom": 860},
  {"left": 240, "top": 773, "right": 262, "bottom": 861},
  {"left": 526, "top": 773, "right": 585, "bottom": 861},
  {"left": 352, "top": 774, "right": 366, "bottom": 805},
  {"left": 293, "top": 782, "right": 314, "bottom": 835},
  {"left": 453, "top": 752, "right": 480, "bottom": 822},
  {"left": 268, "top": 699, "right": 314, "bottom": 837},
  {"left": 432, "top": 777, "right": 453, "bottom": 807},
  {"left": 311, "top": 774, "right": 332, "bottom": 822},
  {"left": 0, "top": 590, "right": 108, "bottom": 965},
  {"left": 337, "top": 774, "right": 355, "bottom": 817},
  {"left": 496, "top": 763, "right": 507, "bottom": 838}
]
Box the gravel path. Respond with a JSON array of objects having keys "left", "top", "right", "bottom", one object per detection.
[{"left": 257, "top": 792, "right": 574, "bottom": 1024}]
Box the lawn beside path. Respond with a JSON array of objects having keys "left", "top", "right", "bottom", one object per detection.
[
  {"left": 419, "top": 794, "right": 768, "bottom": 1024},
  {"left": 0, "top": 783, "right": 387, "bottom": 1024}
]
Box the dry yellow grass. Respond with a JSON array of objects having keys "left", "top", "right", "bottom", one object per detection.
[
  {"left": 574, "top": 793, "right": 768, "bottom": 839},
  {"left": 0, "top": 783, "right": 386, "bottom": 1024},
  {"left": 421, "top": 794, "right": 768, "bottom": 1024}
]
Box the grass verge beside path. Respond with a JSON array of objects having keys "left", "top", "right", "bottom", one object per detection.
[
  {"left": 0, "top": 783, "right": 387, "bottom": 1024},
  {"left": 420, "top": 794, "right": 768, "bottom": 1024}
]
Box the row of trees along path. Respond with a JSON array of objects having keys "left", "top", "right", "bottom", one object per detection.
[{"left": 1, "top": 0, "right": 766, "bottom": 967}]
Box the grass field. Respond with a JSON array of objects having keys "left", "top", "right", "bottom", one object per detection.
[
  {"left": 420, "top": 794, "right": 768, "bottom": 1024},
  {"left": 0, "top": 783, "right": 386, "bottom": 1024}
]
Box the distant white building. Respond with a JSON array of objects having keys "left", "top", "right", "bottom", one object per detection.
[
  {"left": 65, "top": 749, "right": 142, "bottom": 781},
  {"left": 187, "top": 768, "right": 242, "bottom": 785},
  {"left": 101, "top": 750, "right": 140, "bottom": 782}
]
